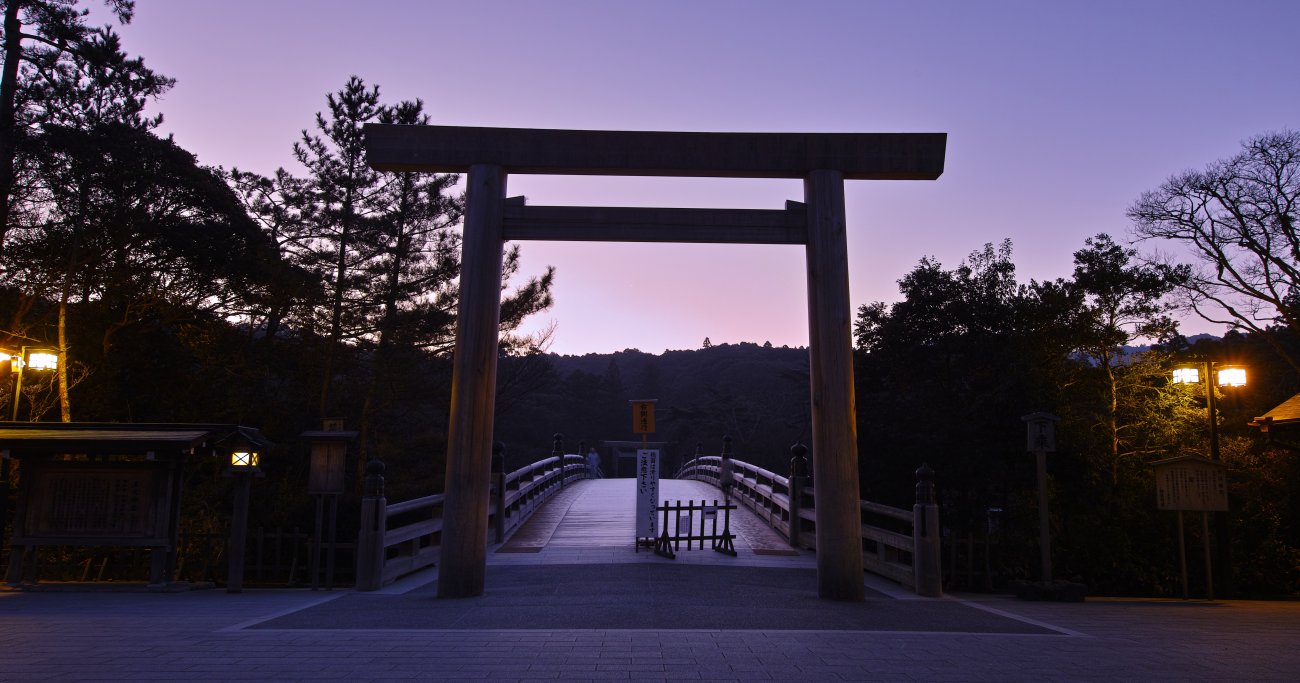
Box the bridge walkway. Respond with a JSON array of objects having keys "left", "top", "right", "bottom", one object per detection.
[
  {"left": 491, "top": 473, "right": 806, "bottom": 564},
  {"left": 492, "top": 478, "right": 813, "bottom": 568}
]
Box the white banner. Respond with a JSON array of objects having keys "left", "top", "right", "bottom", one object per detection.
[{"left": 635, "top": 449, "right": 660, "bottom": 538}]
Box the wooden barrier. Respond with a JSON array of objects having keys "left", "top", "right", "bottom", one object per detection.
[{"left": 677, "top": 450, "right": 942, "bottom": 596}]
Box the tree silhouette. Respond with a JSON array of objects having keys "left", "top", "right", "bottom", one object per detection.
[{"left": 1130, "top": 130, "right": 1300, "bottom": 372}]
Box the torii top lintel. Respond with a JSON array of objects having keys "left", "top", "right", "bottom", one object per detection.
[{"left": 364, "top": 125, "right": 946, "bottom": 180}]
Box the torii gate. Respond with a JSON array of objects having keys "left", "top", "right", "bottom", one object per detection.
[{"left": 364, "top": 126, "right": 946, "bottom": 600}]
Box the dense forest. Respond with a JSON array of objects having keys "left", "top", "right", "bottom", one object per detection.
[{"left": 1, "top": 2, "right": 1298, "bottom": 596}]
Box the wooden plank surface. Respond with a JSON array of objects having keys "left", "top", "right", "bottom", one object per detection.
[{"left": 500, "top": 479, "right": 793, "bottom": 553}]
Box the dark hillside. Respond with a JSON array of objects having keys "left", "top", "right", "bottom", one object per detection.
[{"left": 494, "top": 343, "right": 811, "bottom": 475}]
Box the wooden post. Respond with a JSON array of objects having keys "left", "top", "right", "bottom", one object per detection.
[
  {"left": 227, "top": 473, "right": 252, "bottom": 593},
  {"left": 438, "top": 164, "right": 506, "bottom": 599},
  {"left": 355, "top": 459, "right": 386, "bottom": 592},
  {"left": 804, "top": 169, "right": 865, "bottom": 601},
  {"left": 1178, "top": 510, "right": 1189, "bottom": 600},
  {"left": 310, "top": 495, "right": 324, "bottom": 590},
  {"left": 913, "top": 463, "right": 943, "bottom": 597},
  {"left": 552, "top": 433, "right": 564, "bottom": 489},
  {"left": 788, "top": 443, "right": 808, "bottom": 548},
  {"left": 1202, "top": 510, "right": 1214, "bottom": 600},
  {"left": 492, "top": 442, "right": 506, "bottom": 543},
  {"left": 1036, "top": 448, "right": 1052, "bottom": 583}
]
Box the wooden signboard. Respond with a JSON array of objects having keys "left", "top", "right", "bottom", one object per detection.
[
  {"left": 16, "top": 461, "right": 168, "bottom": 545},
  {"left": 1153, "top": 456, "right": 1228, "bottom": 512},
  {"left": 631, "top": 399, "right": 656, "bottom": 435}
]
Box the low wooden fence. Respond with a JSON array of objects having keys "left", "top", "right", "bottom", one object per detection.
[
  {"left": 676, "top": 439, "right": 942, "bottom": 596},
  {"left": 355, "top": 445, "right": 592, "bottom": 591}
]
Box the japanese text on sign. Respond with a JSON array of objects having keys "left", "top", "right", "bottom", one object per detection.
[
  {"left": 1154, "top": 461, "right": 1228, "bottom": 511},
  {"left": 635, "top": 449, "right": 660, "bottom": 538},
  {"left": 631, "top": 400, "right": 656, "bottom": 434}
]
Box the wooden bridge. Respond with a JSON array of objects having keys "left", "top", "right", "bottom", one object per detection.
[{"left": 355, "top": 446, "right": 942, "bottom": 597}]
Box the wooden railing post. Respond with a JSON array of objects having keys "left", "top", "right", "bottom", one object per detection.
[
  {"left": 789, "top": 443, "right": 809, "bottom": 548},
  {"left": 913, "top": 463, "right": 943, "bottom": 597},
  {"left": 552, "top": 433, "right": 564, "bottom": 488},
  {"left": 492, "top": 442, "right": 506, "bottom": 543},
  {"left": 355, "top": 458, "right": 387, "bottom": 592}
]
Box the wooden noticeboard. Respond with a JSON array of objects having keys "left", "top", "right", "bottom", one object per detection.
[
  {"left": 17, "top": 461, "right": 168, "bottom": 545},
  {"left": 1152, "top": 455, "right": 1228, "bottom": 512}
]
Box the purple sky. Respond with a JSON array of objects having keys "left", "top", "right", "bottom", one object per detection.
[{"left": 115, "top": 1, "right": 1300, "bottom": 355}]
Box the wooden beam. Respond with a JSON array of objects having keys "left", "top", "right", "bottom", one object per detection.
[
  {"left": 437, "top": 164, "right": 506, "bottom": 599},
  {"left": 804, "top": 169, "right": 865, "bottom": 601},
  {"left": 365, "top": 125, "right": 946, "bottom": 180},
  {"left": 502, "top": 202, "right": 808, "bottom": 244}
]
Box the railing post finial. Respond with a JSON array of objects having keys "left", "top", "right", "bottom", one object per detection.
[
  {"left": 789, "top": 443, "right": 808, "bottom": 479},
  {"left": 364, "top": 458, "right": 386, "bottom": 498},
  {"left": 915, "top": 462, "right": 935, "bottom": 505},
  {"left": 492, "top": 442, "right": 505, "bottom": 474},
  {"left": 721, "top": 435, "right": 733, "bottom": 458},
  {"left": 553, "top": 433, "right": 565, "bottom": 488}
]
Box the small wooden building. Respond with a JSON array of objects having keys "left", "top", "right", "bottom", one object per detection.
[{"left": 0, "top": 422, "right": 271, "bottom": 586}]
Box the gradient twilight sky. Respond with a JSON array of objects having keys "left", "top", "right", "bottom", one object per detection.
[{"left": 113, "top": 0, "right": 1299, "bottom": 355}]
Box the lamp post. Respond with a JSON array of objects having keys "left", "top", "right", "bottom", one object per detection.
[
  {"left": 8, "top": 346, "right": 58, "bottom": 421},
  {"left": 1172, "top": 362, "right": 1247, "bottom": 460},
  {"left": 225, "top": 433, "right": 265, "bottom": 594},
  {"left": 1172, "top": 361, "right": 1244, "bottom": 598}
]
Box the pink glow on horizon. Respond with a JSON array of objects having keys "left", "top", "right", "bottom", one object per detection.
[{"left": 111, "top": 0, "right": 1300, "bottom": 354}]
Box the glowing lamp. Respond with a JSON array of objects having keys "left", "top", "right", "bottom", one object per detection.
[
  {"left": 224, "top": 429, "right": 267, "bottom": 474},
  {"left": 1172, "top": 367, "right": 1200, "bottom": 384},
  {"left": 25, "top": 352, "right": 57, "bottom": 371},
  {"left": 1217, "top": 367, "right": 1247, "bottom": 387}
]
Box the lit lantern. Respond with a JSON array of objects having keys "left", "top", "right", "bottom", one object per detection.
[
  {"left": 25, "top": 351, "right": 57, "bottom": 371},
  {"left": 1217, "top": 367, "right": 1247, "bottom": 387},
  {"left": 223, "top": 430, "right": 268, "bottom": 474},
  {"left": 230, "top": 450, "right": 260, "bottom": 468},
  {"left": 1172, "top": 367, "right": 1201, "bottom": 384}
]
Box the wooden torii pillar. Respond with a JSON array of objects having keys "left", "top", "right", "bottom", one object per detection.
[{"left": 365, "top": 126, "right": 946, "bottom": 600}]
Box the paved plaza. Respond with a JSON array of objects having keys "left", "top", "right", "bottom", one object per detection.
[{"left": 2, "top": 479, "right": 1298, "bottom": 681}]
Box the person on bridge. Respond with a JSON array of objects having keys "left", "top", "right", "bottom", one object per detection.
[{"left": 586, "top": 447, "right": 602, "bottom": 478}]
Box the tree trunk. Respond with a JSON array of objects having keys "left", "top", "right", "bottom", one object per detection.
[
  {"left": 0, "top": 0, "right": 26, "bottom": 258},
  {"left": 1105, "top": 359, "right": 1119, "bottom": 484},
  {"left": 57, "top": 279, "right": 72, "bottom": 422}
]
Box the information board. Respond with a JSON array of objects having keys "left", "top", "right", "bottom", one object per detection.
[
  {"left": 635, "top": 449, "right": 660, "bottom": 538},
  {"left": 1154, "top": 458, "right": 1228, "bottom": 512}
]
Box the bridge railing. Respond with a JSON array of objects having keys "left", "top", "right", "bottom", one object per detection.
[
  {"left": 355, "top": 443, "right": 592, "bottom": 591},
  {"left": 676, "top": 441, "right": 942, "bottom": 597}
]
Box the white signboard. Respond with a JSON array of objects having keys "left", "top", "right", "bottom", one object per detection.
[
  {"left": 1154, "top": 459, "right": 1228, "bottom": 512},
  {"left": 635, "top": 449, "right": 660, "bottom": 538}
]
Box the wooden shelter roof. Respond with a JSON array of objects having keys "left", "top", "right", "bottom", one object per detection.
[
  {"left": 1251, "top": 392, "right": 1300, "bottom": 428},
  {"left": 0, "top": 423, "right": 270, "bottom": 458}
]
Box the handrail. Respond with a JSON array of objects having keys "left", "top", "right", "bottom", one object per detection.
[
  {"left": 677, "top": 454, "right": 942, "bottom": 596},
  {"left": 356, "top": 451, "right": 596, "bottom": 591}
]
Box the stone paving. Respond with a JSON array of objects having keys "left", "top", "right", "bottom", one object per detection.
[{"left": 1, "top": 478, "right": 1299, "bottom": 681}]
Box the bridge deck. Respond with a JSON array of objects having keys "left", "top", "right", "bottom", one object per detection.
[{"left": 494, "top": 478, "right": 813, "bottom": 568}]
